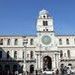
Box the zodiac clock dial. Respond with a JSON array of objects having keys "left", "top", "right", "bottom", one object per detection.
[{"left": 41, "top": 35, "right": 51, "bottom": 45}]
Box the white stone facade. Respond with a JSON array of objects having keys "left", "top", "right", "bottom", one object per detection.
[{"left": 0, "top": 9, "right": 75, "bottom": 74}]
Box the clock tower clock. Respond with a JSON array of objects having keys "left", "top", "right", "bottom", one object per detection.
[{"left": 41, "top": 35, "right": 51, "bottom": 45}]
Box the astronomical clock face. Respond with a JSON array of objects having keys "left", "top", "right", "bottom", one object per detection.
[{"left": 41, "top": 35, "right": 51, "bottom": 45}]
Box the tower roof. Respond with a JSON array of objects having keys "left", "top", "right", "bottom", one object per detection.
[{"left": 39, "top": 9, "right": 49, "bottom": 15}]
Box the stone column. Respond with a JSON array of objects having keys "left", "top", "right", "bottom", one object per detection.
[
  {"left": 52, "top": 54, "right": 56, "bottom": 70},
  {"left": 36, "top": 54, "right": 39, "bottom": 70},
  {"left": 55, "top": 53, "right": 59, "bottom": 69},
  {"left": 23, "top": 64, "right": 26, "bottom": 75}
]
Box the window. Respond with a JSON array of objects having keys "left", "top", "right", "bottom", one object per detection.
[
  {"left": 66, "top": 39, "right": 69, "bottom": 45},
  {"left": 67, "top": 50, "right": 70, "bottom": 58},
  {"left": 64, "top": 53, "right": 66, "bottom": 57},
  {"left": 59, "top": 39, "right": 62, "bottom": 45},
  {"left": 43, "top": 15, "right": 46, "bottom": 18},
  {"left": 43, "top": 29, "right": 45, "bottom": 31},
  {"left": 7, "top": 39, "right": 10, "bottom": 45},
  {"left": 43, "top": 21, "right": 48, "bottom": 26},
  {"left": 0, "top": 51, "right": 2, "bottom": 59},
  {"left": 30, "top": 51, "right": 33, "bottom": 59},
  {"left": 43, "top": 29, "right": 48, "bottom": 31},
  {"left": 23, "top": 42, "right": 28, "bottom": 46},
  {"left": 60, "top": 50, "right": 63, "bottom": 58},
  {"left": 27, "top": 54, "right": 29, "bottom": 58},
  {"left": 23, "top": 39, "right": 28, "bottom": 45},
  {"left": 0, "top": 39, "right": 3, "bottom": 45},
  {"left": 60, "top": 64, "right": 64, "bottom": 69},
  {"left": 68, "top": 63, "right": 72, "bottom": 66},
  {"left": 14, "top": 51, "right": 17, "bottom": 59},
  {"left": 30, "top": 39, "right": 34, "bottom": 45},
  {"left": 14, "top": 39, "right": 18, "bottom": 45},
  {"left": 7, "top": 51, "right": 10, "bottom": 59},
  {"left": 46, "top": 29, "right": 48, "bottom": 31}
]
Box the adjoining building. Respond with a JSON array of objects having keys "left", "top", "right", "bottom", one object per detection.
[{"left": 0, "top": 9, "right": 75, "bottom": 75}]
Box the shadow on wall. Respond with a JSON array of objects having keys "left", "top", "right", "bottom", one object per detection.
[{"left": 0, "top": 47, "right": 23, "bottom": 75}]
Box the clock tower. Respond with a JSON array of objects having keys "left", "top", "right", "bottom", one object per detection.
[
  {"left": 36, "top": 9, "right": 55, "bottom": 46},
  {"left": 36, "top": 9, "right": 59, "bottom": 71}
]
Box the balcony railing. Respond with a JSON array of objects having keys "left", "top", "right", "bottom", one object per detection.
[
  {"left": 60, "top": 58, "right": 75, "bottom": 61},
  {"left": 26, "top": 58, "right": 36, "bottom": 63},
  {"left": 0, "top": 58, "right": 24, "bottom": 62}
]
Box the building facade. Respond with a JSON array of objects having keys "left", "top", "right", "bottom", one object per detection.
[{"left": 0, "top": 9, "right": 75, "bottom": 75}]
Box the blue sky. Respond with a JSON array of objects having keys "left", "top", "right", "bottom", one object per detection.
[{"left": 0, "top": 0, "right": 75, "bottom": 35}]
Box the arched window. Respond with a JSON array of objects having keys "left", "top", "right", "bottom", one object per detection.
[
  {"left": 23, "top": 39, "right": 28, "bottom": 45},
  {"left": 14, "top": 39, "right": 18, "bottom": 45},
  {"left": 67, "top": 50, "right": 70, "bottom": 58},
  {"left": 27, "top": 54, "right": 29, "bottom": 58},
  {"left": 64, "top": 53, "right": 66, "bottom": 57},
  {"left": 68, "top": 63, "right": 72, "bottom": 66},
  {"left": 0, "top": 39, "right": 3, "bottom": 45},
  {"left": 43, "top": 21, "right": 48, "bottom": 26},
  {"left": 7, "top": 51, "right": 10, "bottom": 59},
  {"left": 30, "top": 51, "right": 33, "bottom": 59},
  {"left": 14, "top": 51, "right": 17, "bottom": 59},
  {"left": 46, "top": 29, "right": 48, "bottom": 31},
  {"left": 60, "top": 50, "right": 63, "bottom": 58},
  {"left": 30, "top": 65, "right": 34, "bottom": 73},
  {"left": 43, "top": 15, "right": 46, "bottom": 18},
  {"left": 43, "top": 29, "right": 48, "bottom": 31},
  {"left": 60, "top": 64, "right": 64, "bottom": 69},
  {"left": 43, "top": 29, "right": 45, "bottom": 31},
  {"left": 30, "top": 39, "right": 34, "bottom": 45},
  {"left": 59, "top": 39, "right": 62, "bottom": 45},
  {"left": 66, "top": 39, "right": 69, "bottom": 45},
  {"left": 7, "top": 39, "right": 10, "bottom": 45}
]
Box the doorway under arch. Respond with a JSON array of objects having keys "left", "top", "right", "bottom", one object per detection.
[
  {"left": 30, "top": 64, "right": 34, "bottom": 73},
  {"left": 43, "top": 56, "right": 52, "bottom": 71}
]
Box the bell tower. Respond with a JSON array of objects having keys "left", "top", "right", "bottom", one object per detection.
[{"left": 36, "top": 9, "right": 54, "bottom": 32}]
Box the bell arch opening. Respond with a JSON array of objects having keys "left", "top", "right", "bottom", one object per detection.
[{"left": 43, "top": 56, "right": 52, "bottom": 71}]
